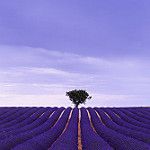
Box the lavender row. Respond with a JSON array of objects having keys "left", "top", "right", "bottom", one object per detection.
[
  {"left": 134, "top": 107, "right": 150, "bottom": 116},
  {"left": 119, "top": 108, "right": 150, "bottom": 125},
  {"left": 88, "top": 108, "right": 150, "bottom": 150},
  {"left": 111, "top": 108, "right": 150, "bottom": 129},
  {"left": 49, "top": 107, "right": 79, "bottom": 150},
  {"left": 0, "top": 107, "right": 48, "bottom": 134},
  {"left": 126, "top": 108, "right": 150, "bottom": 121},
  {"left": 0, "top": 107, "right": 32, "bottom": 119},
  {"left": 0, "top": 108, "right": 30, "bottom": 126},
  {"left": 138, "top": 107, "right": 150, "bottom": 112},
  {"left": 81, "top": 108, "right": 113, "bottom": 150},
  {"left": 102, "top": 108, "right": 150, "bottom": 134},
  {"left": 0, "top": 107, "right": 63, "bottom": 149},
  {"left": 12, "top": 107, "right": 71, "bottom": 150},
  {"left": 130, "top": 107, "right": 150, "bottom": 112},
  {"left": 0, "top": 107, "right": 56, "bottom": 141},
  {"left": 0, "top": 108, "right": 12, "bottom": 116},
  {"left": 0, "top": 107, "right": 38, "bottom": 129},
  {"left": 0, "top": 107, "right": 22, "bottom": 121},
  {"left": 95, "top": 108, "right": 150, "bottom": 145}
]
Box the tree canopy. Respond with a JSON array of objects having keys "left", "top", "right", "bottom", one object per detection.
[{"left": 66, "top": 89, "right": 92, "bottom": 107}]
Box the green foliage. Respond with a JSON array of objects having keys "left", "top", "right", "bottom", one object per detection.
[{"left": 66, "top": 89, "right": 92, "bottom": 107}]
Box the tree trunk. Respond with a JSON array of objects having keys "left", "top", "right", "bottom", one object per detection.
[{"left": 75, "top": 103, "right": 79, "bottom": 108}]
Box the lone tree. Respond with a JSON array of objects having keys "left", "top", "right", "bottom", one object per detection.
[{"left": 66, "top": 89, "right": 92, "bottom": 108}]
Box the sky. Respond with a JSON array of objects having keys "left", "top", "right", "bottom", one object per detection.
[{"left": 0, "top": 0, "right": 150, "bottom": 107}]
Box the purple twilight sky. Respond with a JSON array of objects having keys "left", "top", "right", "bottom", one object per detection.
[{"left": 0, "top": 0, "right": 150, "bottom": 107}]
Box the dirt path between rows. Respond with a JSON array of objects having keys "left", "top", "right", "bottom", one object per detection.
[{"left": 78, "top": 108, "right": 82, "bottom": 150}]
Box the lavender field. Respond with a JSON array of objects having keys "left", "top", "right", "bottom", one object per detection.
[{"left": 0, "top": 107, "right": 150, "bottom": 150}]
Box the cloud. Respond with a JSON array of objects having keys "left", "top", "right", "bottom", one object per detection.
[
  {"left": 0, "top": 0, "right": 150, "bottom": 59},
  {"left": 0, "top": 45, "right": 150, "bottom": 107},
  {"left": 27, "top": 67, "right": 70, "bottom": 76},
  {"left": 0, "top": 66, "right": 103, "bottom": 97},
  {"left": 0, "top": 94, "right": 67, "bottom": 107},
  {"left": 0, "top": 93, "right": 149, "bottom": 107},
  {"left": 0, "top": 45, "right": 149, "bottom": 73}
]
